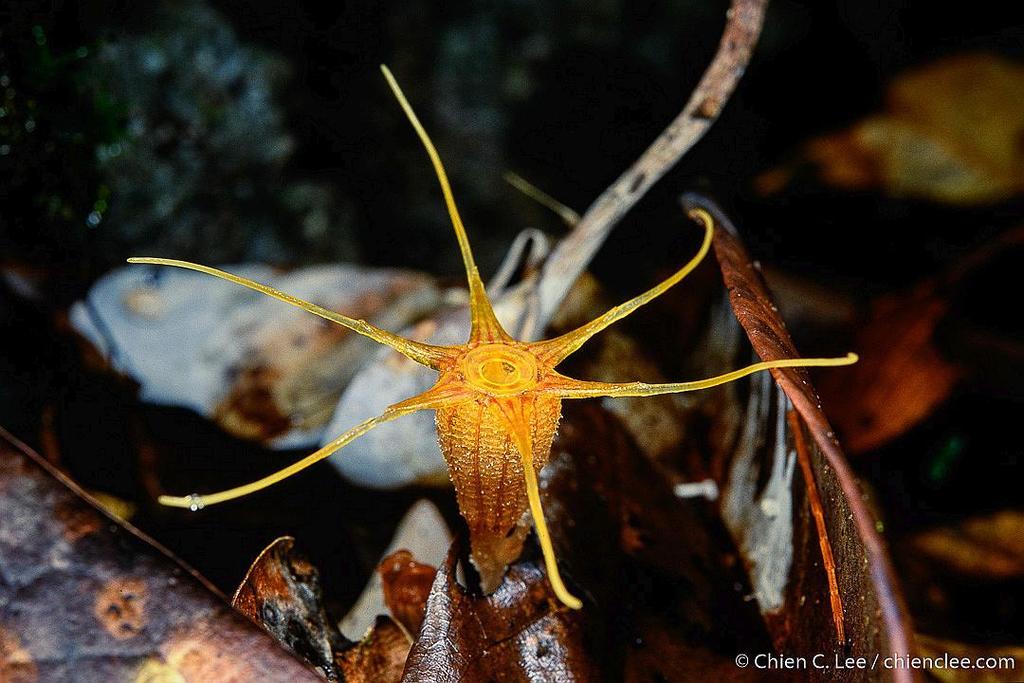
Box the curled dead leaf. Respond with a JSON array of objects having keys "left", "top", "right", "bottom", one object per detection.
[
  {"left": 818, "top": 227, "right": 1024, "bottom": 455},
  {"left": 379, "top": 550, "right": 436, "bottom": 637},
  {"left": 335, "top": 616, "right": 410, "bottom": 683},
  {"left": 230, "top": 534, "right": 444, "bottom": 681},
  {"left": 232, "top": 536, "right": 344, "bottom": 679},
  {"left": 340, "top": 499, "right": 451, "bottom": 640},
  {"left": 693, "top": 196, "right": 916, "bottom": 679}
]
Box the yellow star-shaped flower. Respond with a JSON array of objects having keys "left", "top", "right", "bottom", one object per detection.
[{"left": 130, "top": 66, "right": 855, "bottom": 610}]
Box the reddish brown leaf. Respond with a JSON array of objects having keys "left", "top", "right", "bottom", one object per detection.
[
  {"left": 379, "top": 550, "right": 436, "bottom": 637},
  {"left": 789, "top": 409, "right": 845, "bottom": 644},
  {"left": 339, "top": 500, "right": 451, "bottom": 640},
  {"left": 232, "top": 536, "right": 345, "bottom": 679},
  {"left": 818, "top": 282, "right": 960, "bottom": 454},
  {"left": 0, "top": 428, "right": 320, "bottom": 682},
  {"left": 231, "top": 539, "right": 432, "bottom": 681},
  {"left": 691, "top": 195, "right": 918, "bottom": 680},
  {"left": 818, "top": 226, "right": 1024, "bottom": 455}
]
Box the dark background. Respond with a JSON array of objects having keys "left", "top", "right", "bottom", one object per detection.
[{"left": 2, "top": 0, "right": 1022, "bottom": 650}]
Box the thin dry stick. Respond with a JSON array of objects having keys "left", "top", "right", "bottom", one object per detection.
[
  {"left": 529, "top": 0, "right": 769, "bottom": 335},
  {"left": 788, "top": 409, "right": 846, "bottom": 645}
]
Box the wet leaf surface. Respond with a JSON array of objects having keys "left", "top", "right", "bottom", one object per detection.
[{"left": 0, "top": 428, "right": 321, "bottom": 682}]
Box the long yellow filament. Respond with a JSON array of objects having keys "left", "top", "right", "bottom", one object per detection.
[
  {"left": 380, "top": 65, "right": 507, "bottom": 343},
  {"left": 521, "top": 445, "right": 583, "bottom": 609},
  {"left": 126, "top": 258, "right": 448, "bottom": 368},
  {"left": 546, "top": 353, "right": 859, "bottom": 398},
  {"left": 491, "top": 398, "right": 582, "bottom": 610},
  {"left": 159, "top": 409, "right": 409, "bottom": 509},
  {"left": 534, "top": 208, "right": 715, "bottom": 364},
  {"left": 503, "top": 171, "right": 581, "bottom": 227}
]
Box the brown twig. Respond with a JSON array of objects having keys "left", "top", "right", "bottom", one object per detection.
[
  {"left": 788, "top": 408, "right": 845, "bottom": 645},
  {"left": 527, "top": 0, "right": 769, "bottom": 336}
]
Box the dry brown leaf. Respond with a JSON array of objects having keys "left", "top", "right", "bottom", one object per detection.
[
  {"left": 335, "top": 616, "right": 411, "bottom": 682},
  {"left": 232, "top": 536, "right": 345, "bottom": 678},
  {"left": 759, "top": 53, "right": 1024, "bottom": 205},
  {"left": 379, "top": 550, "right": 436, "bottom": 637},
  {"left": 909, "top": 511, "right": 1024, "bottom": 580},
  {"left": 818, "top": 281, "right": 961, "bottom": 454},
  {"left": 334, "top": 548, "right": 442, "bottom": 682},
  {"left": 0, "top": 428, "right": 320, "bottom": 682},
  {"left": 231, "top": 538, "right": 430, "bottom": 682},
  {"left": 400, "top": 544, "right": 599, "bottom": 683},
  {"left": 696, "top": 196, "right": 917, "bottom": 680},
  {"left": 340, "top": 500, "right": 451, "bottom": 639},
  {"left": 818, "top": 226, "right": 1024, "bottom": 455},
  {"left": 230, "top": 538, "right": 447, "bottom": 681}
]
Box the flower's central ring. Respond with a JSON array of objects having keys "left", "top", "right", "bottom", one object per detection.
[{"left": 461, "top": 344, "right": 539, "bottom": 396}]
